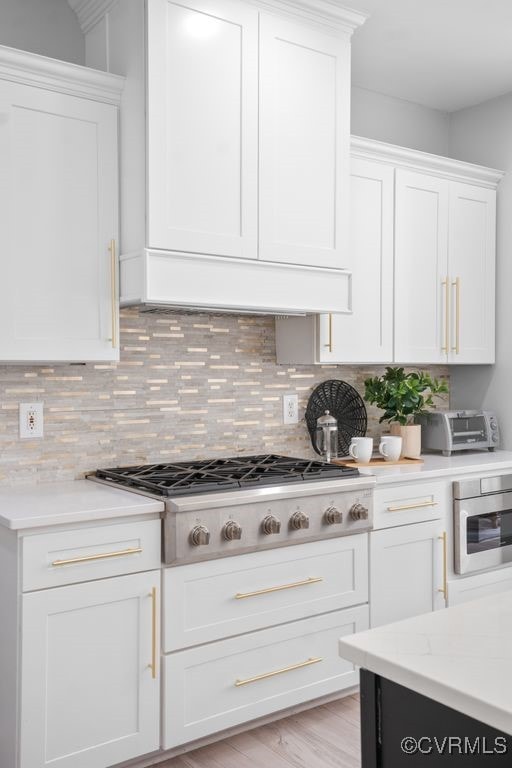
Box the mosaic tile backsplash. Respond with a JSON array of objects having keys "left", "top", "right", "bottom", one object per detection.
[{"left": 0, "top": 309, "right": 449, "bottom": 486}]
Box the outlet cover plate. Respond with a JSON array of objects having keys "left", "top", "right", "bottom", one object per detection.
[
  {"left": 19, "top": 402, "right": 44, "bottom": 439},
  {"left": 283, "top": 394, "right": 299, "bottom": 425}
]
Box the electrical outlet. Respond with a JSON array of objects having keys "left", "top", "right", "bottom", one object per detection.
[
  {"left": 283, "top": 394, "right": 299, "bottom": 425},
  {"left": 19, "top": 402, "right": 44, "bottom": 439}
]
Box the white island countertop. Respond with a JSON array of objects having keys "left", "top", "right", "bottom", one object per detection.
[
  {"left": 0, "top": 480, "right": 164, "bottom": 530},
  {"left": 357, "top": 449, "right": 512, "bottom": 484},
  {"left": 339, "top": 591, "right": 512, "bottom": 735}
]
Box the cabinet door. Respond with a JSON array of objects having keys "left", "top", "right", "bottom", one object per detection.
[
  {"left": 0, "top": 81, "right": 118, "bottom": 363},
  {"left": 147, "top": 0, "right": 258, "bottom": 259},
  {"left": 20, "top": 571, "right": 160, "bottom": 768},
  {"left": 394, "top": 170, "right": 449, "bottom": 363},
  {"left": 319, "top": 158, "right": 394, "bottom": 362},
  {"left": 259, "top": 14, "right": 350, "bottom": 269},
  {"left": 370, "top": 520, "right": 446, "bottom": 628},
  {"left": 448, "top": 182, "right": 496, "bottom": 364}
]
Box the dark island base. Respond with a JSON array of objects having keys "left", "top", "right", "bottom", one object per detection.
[{"left": 360, "top": 669, "right": 512, "bottom": 766}]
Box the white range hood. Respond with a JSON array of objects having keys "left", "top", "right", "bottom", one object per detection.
[{"left": 72, "top": 0, "right": 367, "bottom": 315}]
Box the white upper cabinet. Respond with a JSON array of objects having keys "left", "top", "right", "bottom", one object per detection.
[
  {"left": 275, "top": 154, "right": 394, "bottom": 363},
  {"left": 395, "top": 171, "right": 498, "bottom": 365},
  {"left": 276, "top": 137, "right": 502, "bottom": 366},
  {"left": 394, "top": 170, "right": 450, "bottom": 364},
  {"left": 147, "top": 0, "right": 258, "bottom": 259},
  {"left": 83, "top": 0, "right": 367, "bottom": 315},
  {"left": 259, "top": 14, "right": 350, "bottom": 269},
  {"left": 448, "top": 182, "right": 496, "bottom": 364},
  {"left": 0, "top": 47, "right": 123, "bottom": 363}
]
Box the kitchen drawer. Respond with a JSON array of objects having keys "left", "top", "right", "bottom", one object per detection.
[
  {"left": 163, "top": 604, "right": 368, "bottom": 748},
  {"left": 448, "top": 567, "right": 512, "bottom": 606},
  {"left": 163, "top": 535, "right": 368, "bottom": 650},
  {"left": 373, "top": 481, "right": 447, "bottom": 530},
  {"left": 22, "top": 519, "right": 162, "bottom": 591}
]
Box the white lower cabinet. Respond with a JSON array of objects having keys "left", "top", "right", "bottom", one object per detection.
[
  {"left": 448, "top": 566, "right": 512, "bottom": 606},
  {"left": 163, "top": 604, "right": 368, "bottom": 748},
  {"left": 370, "top": 520, "right": 447, "bottom": 628},
  {"left": 20, "top": 571, "right": 161, "bottom": 768}
]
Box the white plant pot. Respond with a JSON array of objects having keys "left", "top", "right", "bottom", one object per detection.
[{"left": 390, "top": 423, "right": 422, "bottom": 459}]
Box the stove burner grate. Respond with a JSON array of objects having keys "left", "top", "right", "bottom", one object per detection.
[{"left": 94, "top": 454, "right": 359, "bottom": 497}]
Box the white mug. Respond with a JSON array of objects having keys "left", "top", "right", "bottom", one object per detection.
[
  {"left": 379, "top": 435, "right": 402, "bottom": 462},
  {"left": 349, "top": 437, "right": 373, "bottom": 464}
]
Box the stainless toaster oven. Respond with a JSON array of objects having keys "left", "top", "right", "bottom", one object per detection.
[{"left": 415, "top": 410, "right": 499, "bottom": 456}]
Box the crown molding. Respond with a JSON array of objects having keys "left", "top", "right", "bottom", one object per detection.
[
  {"left": 247, "top": 0, "right": 368, "bottom": 34},
  {"left": 0, "top": 44, "right": 124, "bottom": 105},
  {"left": 351, "top": 135, "right": 504, "bottom": 188},
  {"left": 67, "top": 0, "right": 368, "bottom": 34},
  {"left": 67, "top": 0, "right": 119, "bottom": 34}
]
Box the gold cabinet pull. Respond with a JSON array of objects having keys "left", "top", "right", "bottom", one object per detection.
[
  {"left": 451, "top": 277, "right": 460, "bottom": 355},
  {"left": 235, "top": 576, "right": 323, "bottom": 600},
  {"left": 108, "top": 239, "right": 118, "bottom": 348},
  {"left": 148, "top": 587, "right": 157, "bottom": 679},
  {"left": 387, "top": 500, "right": 438, "bottom": 513},
  {"left": 51, "top": 546, "right": 142, "bottom": 567},
  {"left": 235, "top": 657, "right": 323, "bottom": 687},
  {"left": 324, "top": 313, "right": 333, "bottom": 352},
  {"left": 438, "top": 531, "right": 448, "bottom": 601},
  {"left": 441, "top": 277, "right": 450, "bottom": 354}
]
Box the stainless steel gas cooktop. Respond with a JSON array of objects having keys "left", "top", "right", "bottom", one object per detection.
[
  {"left": 93, "top": 454, "right": 360, "bottom": 497},
  {"left": 91, "top": 454, "right": 375, "bottom": 565}
]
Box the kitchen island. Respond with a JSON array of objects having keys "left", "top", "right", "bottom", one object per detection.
[{"left": 339, "top": 592, "right": 512, "bottom": 765}]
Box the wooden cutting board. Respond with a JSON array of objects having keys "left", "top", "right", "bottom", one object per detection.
[{"left": 333, "top": 456, "right": 424, "bottom": 468}]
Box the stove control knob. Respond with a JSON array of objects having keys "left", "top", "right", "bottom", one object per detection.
[
  {"left": 290, "top": 511, "right": 309, "bottom": 530},
  {"left": 349, "top": 503, "right": 369, "bottom": 521},
  {"left": 324, "top": 506, "right": 342, "bottom": 525},
  {"left": 190, "top": 525, "right": 210, "bottom": 546},
  {"left": 223, "top": 521, "right": 243, "bottom": 541},
  {"left": 262, "top": 515, "right": 281, "bottom": 535}
]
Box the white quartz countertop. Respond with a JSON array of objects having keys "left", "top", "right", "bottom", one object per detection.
[
  {"left": 0, "top": 480, "right": 164, "bottom": 530},
  {"left": 357, "top": 450, "right": 512, "bottom": 484},
  {"left": 339, "top": 591, "right": 512, "bottom": 735}
]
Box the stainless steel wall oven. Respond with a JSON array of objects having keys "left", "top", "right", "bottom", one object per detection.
[{"left": 454, "top": 475, "right": 512, "bottom": 574}]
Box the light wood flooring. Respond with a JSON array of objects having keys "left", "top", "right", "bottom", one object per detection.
[{"left": 158, "top": 695, "right": 361, "bottom": 768}]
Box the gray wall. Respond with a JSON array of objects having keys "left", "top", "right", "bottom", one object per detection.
[
  {"left": 351, "top": 86, "right": 451, "bottom": 155},
  {"left": 0, "top": 0, "right": 84, "bottom": 64},
  {"left": 449, "top": 93, "right": 512, "bottom": 446}
]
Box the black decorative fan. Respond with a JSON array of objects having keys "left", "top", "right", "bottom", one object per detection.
[{"left": 305, "top": 380, "right": 367, "bottom": 457}]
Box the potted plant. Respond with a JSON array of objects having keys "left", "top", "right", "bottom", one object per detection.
[{"left": 364, "top": 367, "right": 449, "bottom": 458}]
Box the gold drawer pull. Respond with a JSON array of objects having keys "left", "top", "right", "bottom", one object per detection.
[
  {"left": 148, "top": 587, "right": 157, "bottom": 679},
  {"left": 324, "top": 313, "right": 333, "bottom": 352},
  {"left": 451, "top": 277, "right": 461, "bottom": 355},
  {"left": 51, "top": 546, "right": 143, "bottom": 567},
  {"left": 235, "top": 657, "right": 323, "bottom": 687},
  {"left": 438, "top": 531, "right": 448, "bottom": 601},
  {"left": 442, "top": 277, "right": 449, "bottom": 353},
  {"left": 387, "top": 501, "right": 439, "bottom": 513},
  {"left": 235, "top": 576, "right": 323, "bottom": 600}
]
